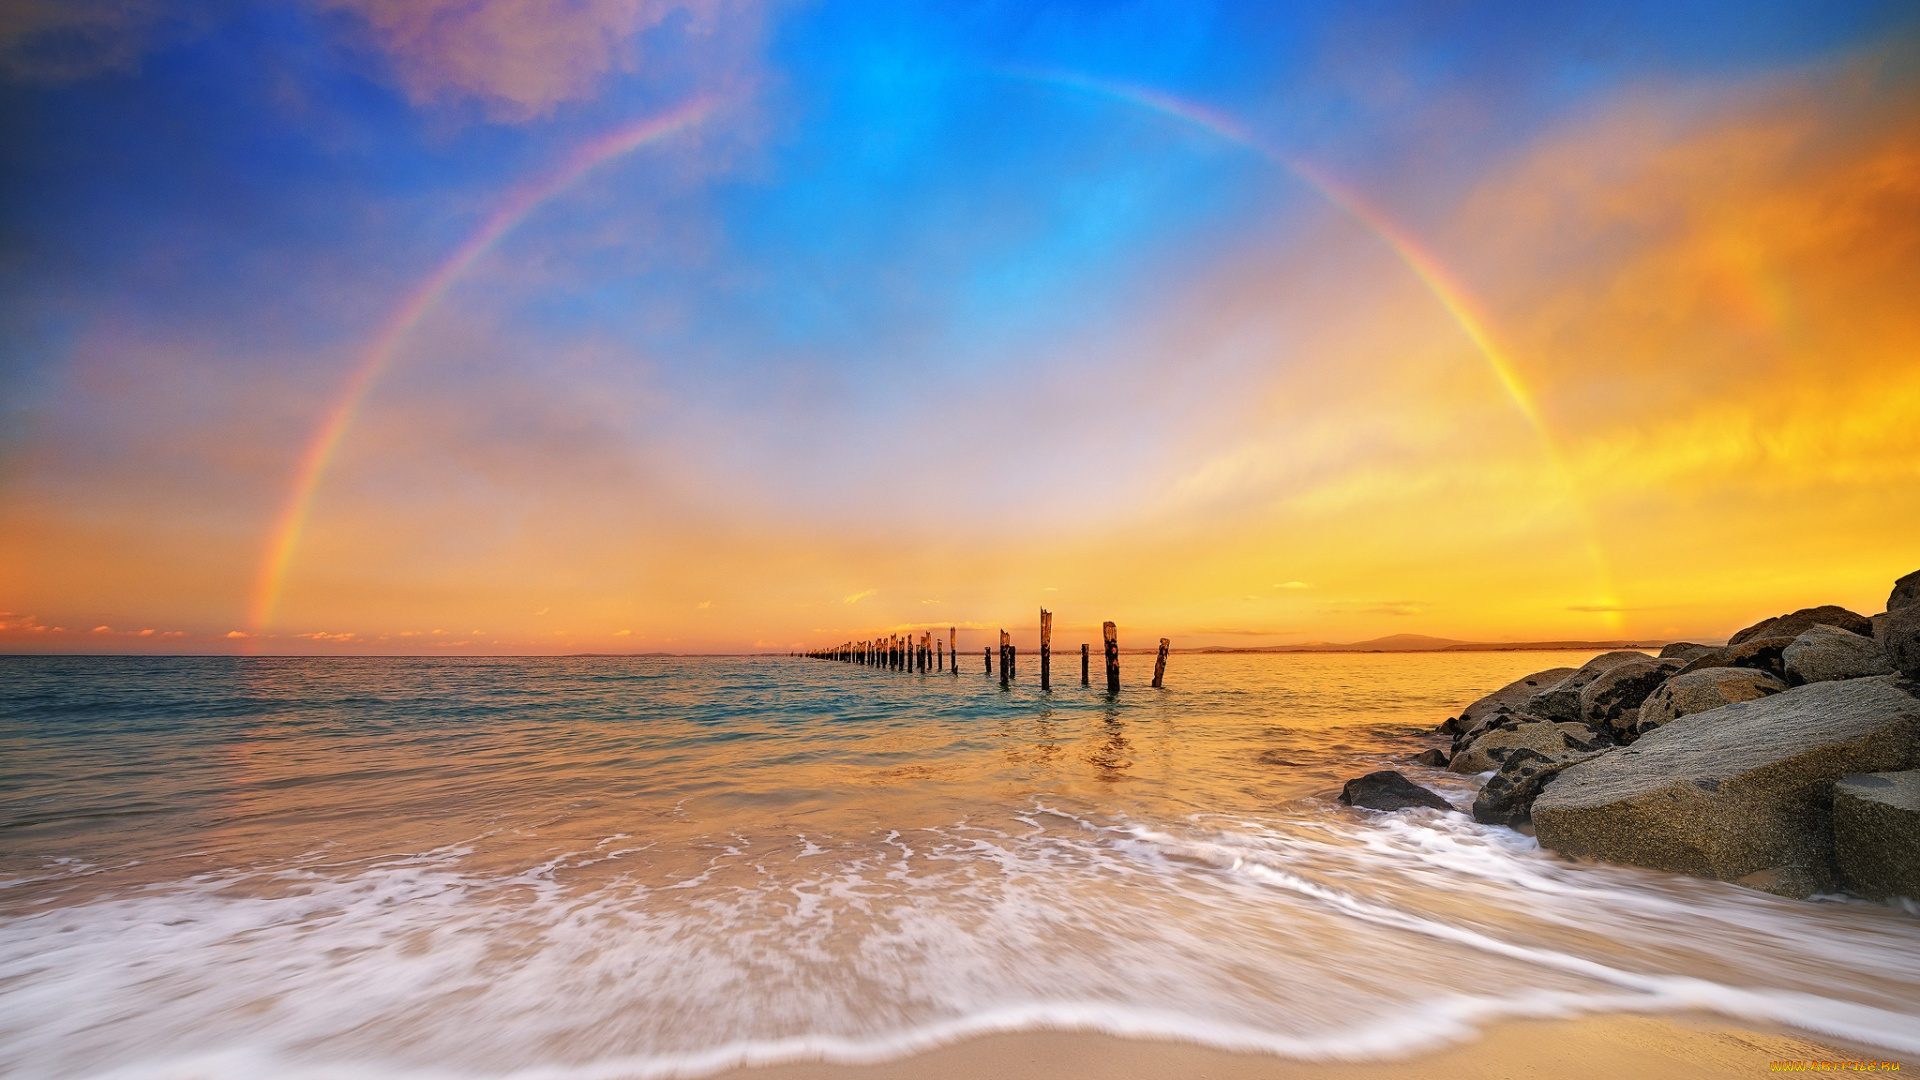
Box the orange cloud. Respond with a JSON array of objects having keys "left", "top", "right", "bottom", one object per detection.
[{"left": 321, "top": 0, "right": 745, "bottom": 119}]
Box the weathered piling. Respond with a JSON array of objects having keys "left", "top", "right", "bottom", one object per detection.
[
  {"left": 949, "top": 628, "right": 958, "bottom": 675},
  {"left": 1102, "top": 621, "right": 1120, "bottom": 694},
  {"left": 999, "top": 630, "right": 1010, "bottom": 686},
  {"left": 984, "top": 645, "right": 991, "bottom": 673},
  {"left": 936, "top": 637, "right": 943, "bottom": 672},
  {"left": 1152, "top": 637, "right": 1169, "bottom": 689},
  {"left": 1081, "top": 643, "right": 1089, "bottom": 685},
  {"left": 1040, "top": 609, "right": 1052, "bottom": 692}
]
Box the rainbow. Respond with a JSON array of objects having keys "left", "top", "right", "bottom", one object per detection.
[
  {"left": 1013, "top": 71, "right": 1622, "bottom": 621},
  {"left": 249, "top": 97, "right": 721, "bottom": 634}
]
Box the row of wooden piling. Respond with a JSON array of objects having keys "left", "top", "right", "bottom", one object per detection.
[{"left": 797, "top": 610, "right": 1170, "bottom": 691}]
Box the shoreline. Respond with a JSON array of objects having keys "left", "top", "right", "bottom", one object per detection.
[{"left": 711, "top": 1015, "right": 1897, "bottom": 1080}]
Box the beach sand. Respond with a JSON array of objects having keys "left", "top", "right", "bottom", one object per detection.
[{"left": 717, "top": 1015, "right": 1895, "bottom": 1080}]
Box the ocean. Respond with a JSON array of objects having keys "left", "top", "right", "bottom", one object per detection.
[{"left": 3, "top": 652, "right": 1916, "bottom": 1078}]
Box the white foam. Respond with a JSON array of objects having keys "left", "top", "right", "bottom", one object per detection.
[{"left": 4, "top": 806, "right": 1916, "bottom": 1080}]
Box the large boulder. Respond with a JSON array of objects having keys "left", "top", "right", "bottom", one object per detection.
[
  {"left": 1579, "top": 656, "right": 1687, "bottom": 739},
  {"left": 1672, "top": 635, "right": 1796, "bottom": 680},
  {"left": 1532, "top": 675, "right": 1920, "bottom": 897},
  {"left": 1526, "top": 652, "right": 1650, "bottom": 722},
  {"left": 1833, "top": 771, "right": 1920, "bottom": 900},
  {"left": 1658, "top": 642, "right": 1715, "bottom": 662},
  {"left": 1634, "top": 667, "right": 1787, "bottom": 737},
  {"left": 1727, "top": 605, "right": 1873, "bottom": 646},
  {"left": 1886, "top": 570, "right": 1920, "bottom": 680},
  {"left": 1340, "top": 771, "right": 1453, "bottom": 813},
  {"left": 1472, "top": 746, "right": 1608, "bottom": 827},
  {"left": 1444, "top": 667, "right": 1576, "bottom": 737},
  {"left": 1783, "top": 624, "right": 1893, "bottom": 685},
  {"left": 1450, "top": 715, "right": 1612, "bottom": 774}
]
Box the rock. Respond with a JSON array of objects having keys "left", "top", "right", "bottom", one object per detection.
[
  {"left": 1783, "top": 624, "right": 1893, "bottom": 684},
  {"left": 1833, "top": 771, "right": 1920, "bottom": 900},
  {"left": 1445, "top": 667, "right": 1577, "bottom": 737},
  {"left": 1634, "top": 667, "right": 1788, "bottom": 737},
  {"left": 1579, "top": 656, "right": 1687, "bottom": 739},
  {"left": 1727, "top": 605, "right": 1873, "bottom": 646},
  {"left": 1532, "top": 675, "right": 1920, "bottom": 897},
  {"left": 1672, "top": 635, "right": 1796, "bottom": 680},
  {"left": 1892, "top": 569, "right": 1920, "bottom": 610},
  {"left": 1658, "top": 642, "right": 1715, "bottom": 662},
  {"left": 1472, "top": 747, "right": 1608, "bottom": 827},
  {"left": 1340, "top": 771, "right": 1454, "bottom": 813},
  {"left": 1886, "top": 570, "right": 1920, "bottom": 680},
  {"left": 1526, "top": 652, "right": 1650, "bottom": 722},
  {"left": 1412, "top": 748, "right": 1448, "bottom": 767},
  {"left": 1450, "top": 715, "right": 1612, "bottom": 774},
  {"left": 1871, "top": 612, "right": 1887, "bottom": 644}
]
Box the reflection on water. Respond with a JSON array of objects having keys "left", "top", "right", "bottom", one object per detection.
[{"left": 1, "top": 653, "right": 1916, "bottom": 1079}]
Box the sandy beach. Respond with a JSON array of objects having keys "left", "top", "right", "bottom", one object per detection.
[{"left": 718, "top": 1016, "right": 1892, "bottom": 1080}]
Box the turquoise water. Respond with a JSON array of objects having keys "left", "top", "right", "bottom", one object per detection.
[{"left": 2, "top": 653, "right": 1917, "bottom": 1078}]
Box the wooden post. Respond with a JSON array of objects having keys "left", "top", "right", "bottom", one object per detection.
[
  {"left": 984, "top": 645, "right": 991, "bottom": 673},
  {"left": 950, "top": 627, "right": 958, "bottom": 675},
  {"left": 1081, "top": 643, "right": 1089, "bottom": 685},
  {"left": 999, "top": 630, "right": 1010, "bottom": 685},
  {"left": 936, "top": 637, "right": 943, "bottom": 672},
  {"left": 922, "top": 632, "right": 931, "bottom": 673},
  {"left": 1152, "top": 637, "right": 1169, "bottom": 688},
  {"left": 1103, "top": 621, "right": 1120, "bottom": 694},
  {"left": 1040, "top": 609, "right": 1052, "bottom": 692}
]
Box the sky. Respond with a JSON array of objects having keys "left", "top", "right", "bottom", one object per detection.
[{"left": 2, "top": 0, "right": 1917, "bottom": 655}]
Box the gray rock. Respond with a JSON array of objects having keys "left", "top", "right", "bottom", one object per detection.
[
  {"left": 1887, "top": 570, "right": 1920, "bottom": 680},
  {"left": 1340, "top": 770, "right": 1454, "bottom": 813},
  {"left": 1635, "top": 667, "right": 1788, "bottom": 737},
  {"left": 1727, "top": 605, "right": 1873, "bottom": 646},
  {"left": 1450, "top": 716, "right": 1612, "bottom": 774},
  {"left": 1445, "top": 667, "right": 1577, "bottom": 737},
  {"left": 1580, "top": 656, "right": 1687, "bottom": 739},
  {"left": 1784, "top": 624, "right": 1893, "bottom": 685},
  {"left": 1892, "top": 569, "right": 1920, "bottom": 610},
  {"left": 1526, "top": 652, "right": 1651, "bottom": 722},
  {"left": 1532, "top": 675, "right": 1920, "bottom": 897},
  {"left": 1472, "top": 746, "right": 1608, "bottom": 827},
  {"left": 1673, "top": 635, "right": 1797, "bottom": 680},
  {"left": 1412, "top": 748, "right": 1448, "bottom": 768},
  {"left": 1658, "top": 642, "right": 1715, "bottom": 662},
  {"left": 1872, "top": 612, "right": 1887, "bottom": 644},
  {"left": 1834, "top": 771, "right": 1920, "bottom": 900}
]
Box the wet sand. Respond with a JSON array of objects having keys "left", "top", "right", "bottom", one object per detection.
[{"left": 718, "top": 1015, "right": 1894, "bottom": 1080}]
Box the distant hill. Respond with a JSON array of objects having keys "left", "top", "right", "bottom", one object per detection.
[{"left": 1176, "top": 634, "right": 1677, "bottom": 654}]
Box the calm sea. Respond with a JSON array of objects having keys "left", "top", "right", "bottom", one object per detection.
[{"left": 2, "top": 653, "right": 1916, "bottom": 1078}]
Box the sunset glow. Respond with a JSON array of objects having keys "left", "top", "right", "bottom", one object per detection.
[{"left": 3, "top": 3, "right": 1916, "bottom": 654}]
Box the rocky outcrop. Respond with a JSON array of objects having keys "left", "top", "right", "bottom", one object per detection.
[
  {"left": 1412, "top": 748, "right": 1448, "bottom": 767},
  {"left": 1634, "top": 667, "right": 1787, "bottom": 737},
  {"left": 1526, "top": 652, "right": 1650, "bottom": 723},
  {"left": 1472, "top": 747, "right": 1607, "bottom": 827},
  {"left": 1833, "top": 771, "right": 1920, "bottom": 900},
  {"left": 1658, "top": 642, "right": 1715, "bottom": 662},
  {"left": 1673, "top": 636, "right": 1796, "bottom": 680},
  {"left": 1885, "top": 571, "right": 1920, "bottom": 680},
  {"left": 1340, "top": 771, "right": 1454, "bottom": 813},
  {"left": 1449, "top": 715, "right": 1612, "bottom": 774},
  {"left": 1444, "top": 667, "right": 1576, "bottom": 738},
  {"left": 1727, "top": 605, "right": 1873, "bottom": 646},
  {"left": 1531, "top": 676, "right": 1920, "bottom": 897},
  {"left": 1580, "top": 656, "right": 1687, "bottom": 739},
  {"left": 1783, "top": 624, "right": 1893, "bottom": 684}
]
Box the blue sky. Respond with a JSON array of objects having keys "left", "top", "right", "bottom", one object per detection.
[{"left": 3, "top": 0, "right": 1917, "bottom": 652}]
